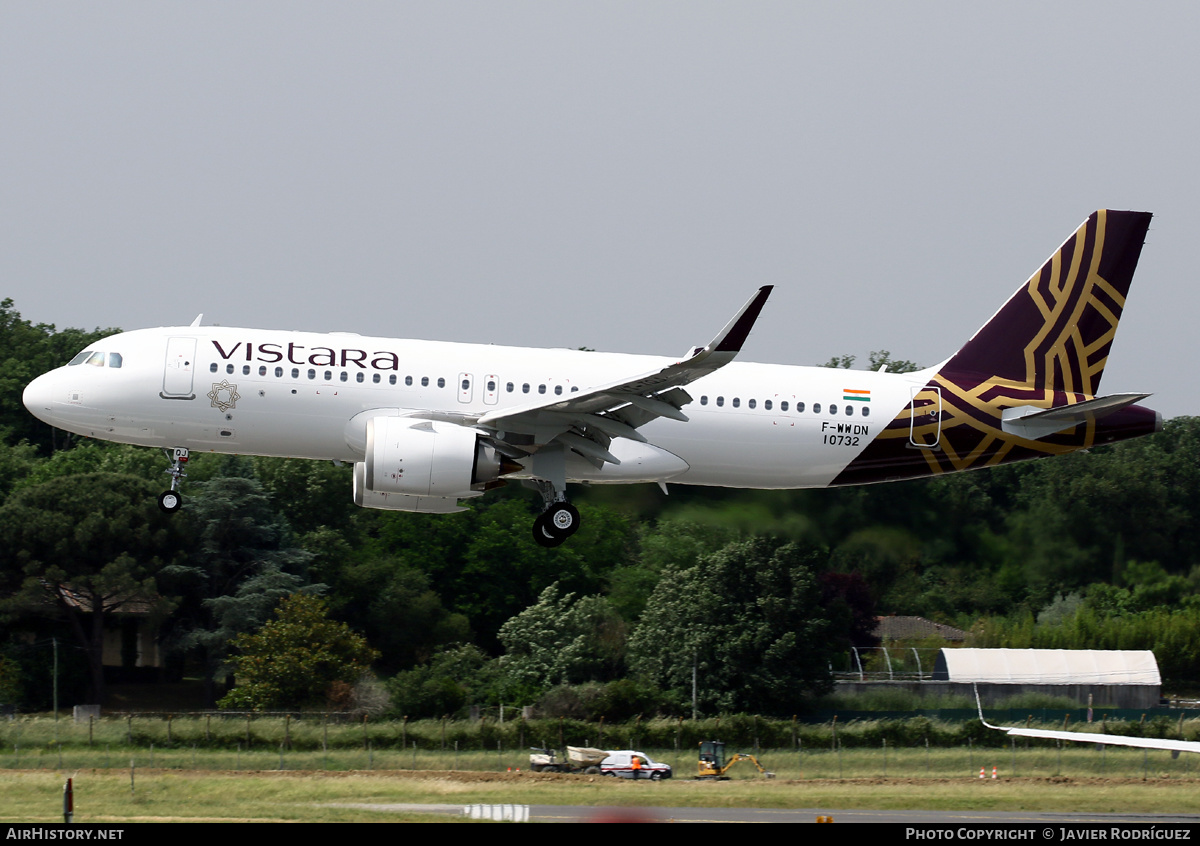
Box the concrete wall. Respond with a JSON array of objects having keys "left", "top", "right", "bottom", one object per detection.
[{"left": 835, "top": 680, "right": 1161, "bottom": 709}]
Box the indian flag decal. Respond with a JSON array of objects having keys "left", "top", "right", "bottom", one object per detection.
[{"left": 843, "top": 389, "right": 870, "bottom": 402}]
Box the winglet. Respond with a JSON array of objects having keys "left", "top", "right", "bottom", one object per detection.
[{"left": 708, "top": 286, "right": 773, "bottom": 354}]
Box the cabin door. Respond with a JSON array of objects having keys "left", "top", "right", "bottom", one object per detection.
[
  {"left": 162, "top": 337, "right": 197, "bottom": 399},
  {"left": 908, "top": 386, "right": 942, "bottom": 448}
]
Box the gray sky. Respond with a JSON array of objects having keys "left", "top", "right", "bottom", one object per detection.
[{"left": 2, "top": 2, "right": 1196, "bottom": 418}]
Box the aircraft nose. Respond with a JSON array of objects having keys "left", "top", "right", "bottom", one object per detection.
[{"left": 22, "top": 371, "right": 60, "bottom": 425}]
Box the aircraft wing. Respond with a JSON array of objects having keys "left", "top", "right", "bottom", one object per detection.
[
  {"left": 473, "top": 286, "right": 772, "bottom": 467},
  {"left": 990, "top": 725, "right": 1200, "bottom": 754},
  {"left": 974, "top": 685, "right": 1199, "bottom": 754}
]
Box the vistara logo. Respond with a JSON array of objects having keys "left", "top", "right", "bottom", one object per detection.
[{"left": 207, "top": 380, "right": 240, "bottom": 412}]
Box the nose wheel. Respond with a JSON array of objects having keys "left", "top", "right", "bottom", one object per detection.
[{"left": 158, "top": 447, "right": 189, "bottom": 513}]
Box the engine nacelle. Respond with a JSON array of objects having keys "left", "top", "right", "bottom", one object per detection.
[
  {"left": 353, "top": 462, "right": 469, "bottom": 513},
  {"left": 363, "top": 416, "right": 508, "bottom": 498}
]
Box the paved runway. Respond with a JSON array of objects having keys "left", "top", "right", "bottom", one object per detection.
[{"left": 331, "top": 802, "right": 1200, "bottom": 824}]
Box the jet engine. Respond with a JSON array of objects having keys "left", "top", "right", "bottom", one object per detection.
[{"left": 356, "top": 417, "right": 517, "bottom": 509}]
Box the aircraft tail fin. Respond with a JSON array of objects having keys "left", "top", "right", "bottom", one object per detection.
[{"left": 941, "top": 209, "right": 1152, "bottom": 397}]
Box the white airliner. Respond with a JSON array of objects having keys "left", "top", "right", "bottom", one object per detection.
[{"left": 22, "top": 210, "right": 1161, "bottom": 546}]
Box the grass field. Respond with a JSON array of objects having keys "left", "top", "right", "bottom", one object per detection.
[
  {"left": 3, "top": 768, "right": 1200, "bottom": 823},
  {"left": 5, "top": 715, "right": 1199, "bottom": 822},
  {"left": 4, "top": 746, "right": 1200, "bottom": 823}
]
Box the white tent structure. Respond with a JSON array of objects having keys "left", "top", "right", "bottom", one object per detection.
[
  {"left": 934, "top": 649, "right": 1160, "bottom": 684},
  {"left": 934, "top": 648, "right": 1162, "bottom": 708}
]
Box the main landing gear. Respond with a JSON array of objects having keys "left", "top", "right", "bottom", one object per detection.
[
  {"left": 531, "top": 480, "right": 581, "bottom": 548},
  {"left": 157, "top": 447, "right": 189, "bottom": 513}
]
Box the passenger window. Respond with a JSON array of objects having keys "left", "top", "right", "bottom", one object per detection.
[
  {"left": 405, "top": 376, "right": 413, "bottom": 386},
  {"left": 796, "top": 402, "right": 805, "bottom": 412},
  {"left": 242, "top": 365, "right": 250, "bottom": 375},
  {"left": 571, "top": 386, "right": 579, "bottom": 392},
  {"left": 813, "top": 403, "right": 821, "bottom": 414},
  {"left": 830, "top": 404, "right": 837, "bottom": 414},
  {"left": 421, "top": 377, "right": 429, "bottom": 387},
  {"left": 291, "top": 368, "right": 300, "bottom": 378},
  {"left": 716, "top": 396, "right": 724, "bottom": 407},
  {"left": 748, "top": 398, "right": 756, "bottom": 409},
  {"left": 862, "top": 407, "right": 870, "bottom": 417},
  {"left": 781, "top": 401, "right": 789, "bottom": 411},
  {"left": 538, "top": 384, "right": 546, "bottom": 394},
  {"left": 506, "top": 382, "right": 514, "bottom": 392},
  {"left": 275, "top": 367, "right": 283, "bottom": 377},
  {"left": 372, "top": 373, "right": 380, "bottom": 383},
  {"left": 487, "top": 380, "right": 496, "bottom": 392},
  {"left": 356, "top": 372, "right": 364, "bottom": 383},
  {"left": 732, "top": 397, "right": 740, "bottom": 408},
  {"left": 307, "top": 369, "right": 316, "bottom": 379},
  {"left": 258, "top": 366, "right": 267, "bottom": 376},
  {"left": 522, "top": 383, "right": 530, "bottom": 393},
  {"left": 764, "top": 399, "right": 772, "bottom": 410},
  {"left": 389, "top": 375, "right": 397, "bottom": 385},
  {"left": 700, "top": 396, "right": 708, "bottom": 405},
  {"left": 324, "top": 371, "right": 333, "bottom": 381},
  {"left": 461, "top": 379, "right": 470, "bottom": 390},
  {"left": 554, "top": 385, "right": 562, "bottom": 395},
  {"left": 226, "top": 364, "right": 234, "bottom": 374},
  {"left": 210, "top": 362, "right": 218, "bottom": 373},
  {"left": 437, "top": 377, "right": 445, "bottom": 388},
  {"left": 845, "top": 405, "right": 853, "bottom": 416},
  {"left": 340, "top": 372, "right": 348, "bottom": 382}
]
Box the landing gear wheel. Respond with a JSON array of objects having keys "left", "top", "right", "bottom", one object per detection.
[
  {"left": 532, "top": 512, "right": 567, "bottom": 548},
  {"left": 157, "top": 490, "right": 182, "bottom": 513},
  {"left": 545, "top": 502, "right": 580, "bottom": 538}
]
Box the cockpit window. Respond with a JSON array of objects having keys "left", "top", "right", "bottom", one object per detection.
[
  {"left": 86, "top": 352, "right": 106, "bottom": 367},
  {"left": 108, "top": 353, "right": 123, "bottom": 369},
  {"left": 68, "top": 351, "right": 93, "bottom": 366}
]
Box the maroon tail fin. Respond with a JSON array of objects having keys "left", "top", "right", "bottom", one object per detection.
[{"left": 941, "top": 210, "right": 1152, "bottom": 397}]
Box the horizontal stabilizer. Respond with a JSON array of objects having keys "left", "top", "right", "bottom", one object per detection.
[{"left": 1001, "top": 393, "right": 1150, "bottom": 440}]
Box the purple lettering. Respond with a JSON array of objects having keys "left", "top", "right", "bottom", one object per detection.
[
  {"left": 288, "top": 343, "right": 306, "bottom": 365},
  {"left": 371, "top": 351, "right": 399, "bottom": 371},
  {"left": 212, "top": 340, "right": 242, "bottom": 360},
  {"left": 309, "top": 347, "right": 336, "bottom": 367},
  {"left": 258, "top": 343, "right": 283, "bottom": 363},
  {"left": 341, "top": 349, "right": 367, "bottom": 368}
]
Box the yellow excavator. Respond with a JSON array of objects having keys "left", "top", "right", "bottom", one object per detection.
[{"left": 695, "top": 740, "right": 775, "bottom": 779}]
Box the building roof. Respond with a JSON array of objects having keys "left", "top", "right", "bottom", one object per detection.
[
  {"left": 933, "top": 648, "right": 1161, "bottom": 685},
  {"left": 874, "top": 615, "right": 967, "bottom": 642}
]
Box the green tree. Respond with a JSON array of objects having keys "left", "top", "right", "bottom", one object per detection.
[
  {"left": 0, "top": 473, "right": 184, "bottom": 704},
  {"left": 498, "top": 584, "right": 627, "bottom": 690},
  {"left": 385, "top": 644, "right": 507, "bottom": 719},
  {"left": 0, "top": 299, "right": 116, "bottom": 451},
  {"left": 163, "top": 474, "right": 317, "bottom": 706},
  {"left": 819, "top": 350, "right": 920, "bottom": 373},
  {"left": 324, "top": 555, "right": 471, "bottom": 674},
  {"left": 219, "top": 594, "right": 378, "bottom": 710},
  {"left": 628, "top": 537, "right": 834, "bottom": 715}
]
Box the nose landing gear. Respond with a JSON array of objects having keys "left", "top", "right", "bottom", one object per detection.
[{"left": 158, "top": 447, "right": 189, "bottom": 513}]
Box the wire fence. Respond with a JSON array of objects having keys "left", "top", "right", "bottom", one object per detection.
[{"left": 1, "top": 713, "right": 1198, "bottom": 780}]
